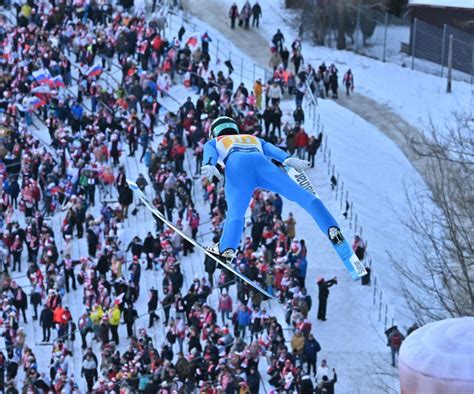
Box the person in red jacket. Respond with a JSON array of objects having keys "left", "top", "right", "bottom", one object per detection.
[
  {"left": 218, "top": 290, "right": 233, "bottom": 324},
  {"left": 295, "top": 127, "right": 309, "bottom": 159}
]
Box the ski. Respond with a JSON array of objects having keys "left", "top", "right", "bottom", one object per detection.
[
  {"left": 284, "top": 167, "right": 367, "bottom": 280},
  {"left": 126, "top": 180, "right": 278, "bottom": 301}
]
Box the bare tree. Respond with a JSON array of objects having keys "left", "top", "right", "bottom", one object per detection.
[{"left": 392, "top": 112, "right": 474, "bottom": 324}]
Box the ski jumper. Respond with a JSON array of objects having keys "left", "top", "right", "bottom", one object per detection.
[{"left": 203, "top": 134, "right": 347, "bottom": 258}]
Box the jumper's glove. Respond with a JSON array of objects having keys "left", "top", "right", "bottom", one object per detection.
[
  {"left": 283, "top": 157, "right": 311, "bottom": 172},
  {"left": 201, "top": 164, "right": 223, "bottom": 181}
]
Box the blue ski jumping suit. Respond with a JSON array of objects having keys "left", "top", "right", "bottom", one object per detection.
[{"left": 203, "top": 134, "right": 344, "bottom": 257}]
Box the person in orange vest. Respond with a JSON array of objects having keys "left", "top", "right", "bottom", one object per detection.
[{"left": 253, "top": 78, "right": 263, "bottom": 110}]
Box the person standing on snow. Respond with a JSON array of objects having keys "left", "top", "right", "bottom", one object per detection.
[
  {"left": 201, "top": 116, "right": 360, "bottom": 278},
  {"left": 342, "top": 69, "right": 354, "bottom": 96},
  {"left": 252, "top": 1, "right": 262, "bottom": 28},
  {"left": 328, "top": 64, "right": 339, "bottom": 99},
  {"left": 228, "top": 3, "right": 239, "bottom": 29},
  {"left": 388, "top": 327, "right": 405, "bottom": 367},
  {"left": 240, "top": 1, "right": 252, "bottom": 29},
  {"left": 272, "top": 29, "right": 285, "bottom": 52},
  {"left": 317, "top": 277, "right": 337, "bottom": 321}
]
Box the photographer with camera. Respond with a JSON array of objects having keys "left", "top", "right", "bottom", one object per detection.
[{"left": 316, "top": 276, "right": 337, "bottom": 321}]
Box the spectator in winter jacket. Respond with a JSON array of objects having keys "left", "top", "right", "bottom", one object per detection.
[
  {"left": 306, "top": 135, "right": 320, "bottom": 168},
  {"left": 329, "top": 64, "right": 339, "bottom": 98},
  {"left": 268, "top": 82, "right": 282, "bottom": 106},
  {"left": 78, "top": 312, "right": 92, "bottom": 350},
  {"left": 272, "top": 29, "right": 285, "bottom": 52},
  {"left": 218, "top": 290, "right": 233, "bottom": 324},
  {"left": 81, "top": 353, "right": 98, "bottom": 392},
  {"left": 127, "top": 236, "right": 144, "bottom": 258},
  {"left": 291, "top": 51, "right": 304, "bottom": 75},
  {"left": 316, "top": 359, "right": 330, "bottom": 383},
  {"left": 246, "top": 366, "right": 260, "bottom": 393},
  {"left": 269, "top": 52, "right": 283, "bottom": 71},
  {"left": 39, "top": 306, "right": 54, "bottom": 342},
  {"left": 253, "top": 79, "right": 263, "bottom": 109},
  {"left": 316, "top": 369, "right": 337, "bottom": 394},
  {"left": 118, "top": 183, "right": 134, "bottom": 218},
  {"left": 300, "top": 374, "right": 314, "bottom": 394},
  {"left": 236, "top": 305, "right": 252, "bottom": 337},
  {"left": 342, "top": 69, "right": 354, "bottom": 96},
  {"left": 270, "top": 106, "right": 283, "bottom": 137},
  {"left": 241, "top": 1, "right": 252, "bottom": 29},
  {"left": 304, "top": 333, "right": 321, "bottom": 376},
  {"left": 148, "top": 288, "right": 159, "bottom": 328},
  {"left": 280, "top": 47, "right": 290, "bottom": 69},
  {"left": 295, "top": 82, "right": 306, "bottom": 107},
  {"left": 388, "top": 327, "right": 405, "bottom": 366},
  {"left": 317, "top": 277, "right": 337, "bottom": 321},
  {"left": 7, "top": 177, "right": 20, "bottom": 209},
  {"left": 293, "top": 106, "right": 305, "bottom": 125},
  {"left": 252, "top": 2, "right": 262, "bottom": 28},
  {"left": 290, "top": 330, "right": 305, "bottom": 365},
  {"left": 295, "top": 128, "right": 309, "bottom": 159}
]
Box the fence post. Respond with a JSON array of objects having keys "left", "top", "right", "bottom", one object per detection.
[
  {"left": 340, "top": 181, "right": 344, "bottom": 209},
  {"left": 440, "top": 24, "right": 447, "bottom": 77},
  {"left": 335, "top": 172, "right": 339, "bottom": 201},
  {"left": 355, "top": 3, "right": 361, "bottom": 52},
  {"left": 327, "top": 150, "right": 331, "bottom": 175},
  {"left": 240, "top": 58, "right": 244, "bottom": 83},
  {"left": 447, "top": 34, "right": 453, "bottom": 93},
  {"left": 253, "top": 63, "right": 256, "bottom": 83},
  {"left": 216, "top": 39, "right": 220, "bottom": 61},
  {"left": 383, "top": 12, "right": 388, "bottom": 63},
  {"left": 378, "top": 291, "right": 383, "bottom": 321},
  {"left": 354, "top": 213, "right": 358, "bottom": 234},
  {"left": 411, "top": 18, "right": 417, "bottom": 70},
  {"left": 373, "top": 276, "right": 377, "bottom": 305},
  {"left": 349, "top": 202, "right": 353, "bottom": 229},
  {"left": 384, "top": 304, "right": 388, "bottom": 329}
]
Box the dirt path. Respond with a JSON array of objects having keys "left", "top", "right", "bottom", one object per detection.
[
  {"left": 188, "top": 0, "right": 271, "bottom": 66},
  {"left": 187, "top": 0, "right": 432, "bottom": 185}
]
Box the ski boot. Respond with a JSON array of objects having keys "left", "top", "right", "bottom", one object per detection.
[
  {"left": 328, "top": 226, "right": 367, "bottom": 280},
  {"left": 205, "top": 243, "right": 236, "bottom": 266}
]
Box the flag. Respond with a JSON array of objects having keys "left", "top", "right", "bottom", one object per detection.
[
  {"left": 87, "top": 63, "right": 103, "bottom": 77},
  {"left": 31, "top": 85, "right": 52, "bottom": 95},
  {"left": 186, "top": 33, "right": 200, "bottom": 48},
  {"left": 51, "top": 75, "right": 66, "bottom": 88},
  {"left": 32, "top": 68, "right": 52, "bottom": 85},
  {"left": 27, "top": 96, "right": 46, "bottom": 110}
]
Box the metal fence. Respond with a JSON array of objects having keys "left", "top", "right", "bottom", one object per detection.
[
  {"left": 306, "top": 2, "right": 474, "bottom": 84},
  {"left": 353, "top": 5, "right": 474, "bottom": 83}
]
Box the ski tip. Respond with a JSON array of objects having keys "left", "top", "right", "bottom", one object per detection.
[{"left": 126, "top": 179, "right": 139, "bottom": 190}]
